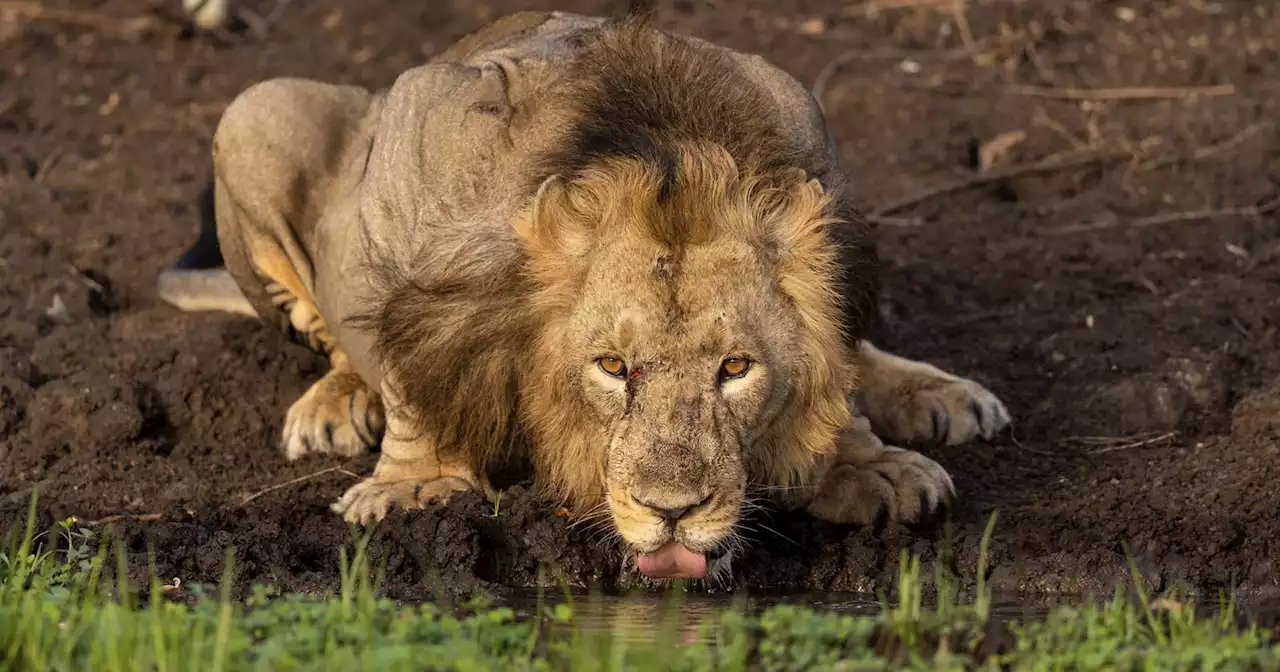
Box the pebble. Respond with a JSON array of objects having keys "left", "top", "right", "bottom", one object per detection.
[{"left": 183, "top": 0, "right": 230, "bottom": 31}]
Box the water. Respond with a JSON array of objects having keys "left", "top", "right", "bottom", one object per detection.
[{"left": 493, "top": 588, "right": 1066, "bottom": 644}]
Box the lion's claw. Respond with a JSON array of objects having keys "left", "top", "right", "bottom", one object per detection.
[
  {"left": 330, "top": 476, "right": 474, "bottom": 525},
  {"left": 806, "top": 446, "right": 955, "bottom": 526},
  {"left": 889, "top": 377, "right": 1010, "bottom": 447}
]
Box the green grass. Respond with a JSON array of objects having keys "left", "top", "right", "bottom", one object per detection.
[{"left": 1, "top": 494, "right": 1277, "bottom": 671}]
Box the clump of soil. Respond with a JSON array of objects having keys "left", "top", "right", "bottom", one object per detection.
[{"left": 1, "top": 0, "right": 1278, "bottom": 613}]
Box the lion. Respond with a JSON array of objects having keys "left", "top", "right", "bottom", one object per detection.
[{"left": 156, "top": 1, "right": 1011, "bottom": 581}]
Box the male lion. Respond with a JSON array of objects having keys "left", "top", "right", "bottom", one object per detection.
[{"left": 157, "top": 1, "right": 1011, "bottom": 580}]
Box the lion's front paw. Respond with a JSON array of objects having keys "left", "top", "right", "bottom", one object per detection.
[
  {"left": 283, "top": 371, "right": 385, "bottom": 461},
  {"left": 875, "top": 376, "right": 1011, "bottom": 447},
  {"left": 330, "top": 476, "right": 474, "bottom": 525},
  {"left": 806, "top": 446, "right": 955, "bottom": 526}
]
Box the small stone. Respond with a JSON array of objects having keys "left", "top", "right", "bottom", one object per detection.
[
  {"left": 322, "top": 9, "right": 343, "bottom": 30},
  {"left": 797, "top": 18, "right": 826, "bottom": 35},
  {"left": 183, "top": 0, "right": 230, "bottom": 31},
  {"left": 45, "top": 295, "right": 72, "bottom": 325},
  {"left": 0, "top": 10, "right": 24, "bottom": 43},
  {"left": 1079, "top": 356, "right": 1227, "bottom": 435}
]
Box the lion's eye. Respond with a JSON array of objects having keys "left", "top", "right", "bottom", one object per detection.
[
  {"left": 598, "top": 357, "right": 628, "bottom": 378},
  {"left": 719, "top": 357, "right": 752, "bottom": 381}
]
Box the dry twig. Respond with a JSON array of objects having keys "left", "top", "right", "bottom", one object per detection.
[
  {"left": 866, "top": 214, "right": 925, "bottom": 227},
  {"left": 238, "top": 465, "right": 361, "bottom": 507},
  {"left": 1230, "top": 317, "right": 1255, "bottom": 343},
  {"left": 1130, "top": 199, "right": 1280, "bottom": 228},
  {"left": 1032, "top": 107, "right": 1088, "bottom": 149},
  {"left": 978, "top": 130, "right": 1027, "bottom": 172},
  {"left": 1006, "top": 425, "right": 1058, "bottom": 457},
  {"left": 1005, "top": 83, "right": 1236, "bottom": 101},
  {"left": 948, "top": 0, "right": 978, "bottom": 56},
  {"left": 33, "top": 145, "right": 62, "bottom": 184},
  {"left": 1061, "top": 431, "right": 1178, "bottom": 454},
  {"left": 1088, "top": 434, "right": 1177, "bottom": 454},
  {"left": 811, "top": 44, "right": 977, "bottom": 104},
  {"left": 72, "top": 512, "right": 164, "bottom": 526},
  {"left": 871, "top": 147, "right": 1128, "bottom": 217},
  {"left": 1138, "top": 121, "right": 1273, "bottom": 171},
  {"left": 844, "top": 0, "right": 952, "bottom": 17},
  {"left": 0, "top": 1, "right": 159, "bottom": 37},
  {"left": 1051, "top": 198, "right": 1280, "bottom": 236}
]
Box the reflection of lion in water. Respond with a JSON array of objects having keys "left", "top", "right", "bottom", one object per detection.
[{"left": 157, "top": 1, "right": 1010, "bottom": 580}]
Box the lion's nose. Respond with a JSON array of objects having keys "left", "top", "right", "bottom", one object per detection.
[{"left": 632, "top": 492, "right": 711, "bottom": 523}]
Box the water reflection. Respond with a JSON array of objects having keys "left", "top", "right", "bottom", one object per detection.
[{"left": 493, "top": 588, "right": 1064, "bottom": 644}]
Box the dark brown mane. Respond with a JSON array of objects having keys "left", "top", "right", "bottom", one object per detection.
[
  {"left": 530, "top": 15, "right": 815, "bottom": 196},
  {"left": 531, "top": 14, "right": 878, "bottom": 339},
  {"left": 344, "top": 228, "right": 534, "bottom": 473}
]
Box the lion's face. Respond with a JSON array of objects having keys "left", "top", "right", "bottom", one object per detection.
[
  {"left": 570, "top": 234, "right": 801, "bottom": 557},
  {"left": 517, "top": 145, "right": 857, "bottom": 575}
]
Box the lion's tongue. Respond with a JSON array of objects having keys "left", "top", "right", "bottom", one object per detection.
[{"left": 637, "top": 542, "right": 707, "bottom": 579}]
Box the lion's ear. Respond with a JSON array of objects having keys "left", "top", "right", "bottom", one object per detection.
[
  {"left": 513, "top": 175, "right": 595, "bottom": 261},
  {"left": 767, "top": 177, "right": 836, "bottom": 261}
]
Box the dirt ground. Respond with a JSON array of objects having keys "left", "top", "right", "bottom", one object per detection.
[{"left": 1, "top": 0, "right": 1278, "bottom": 610}]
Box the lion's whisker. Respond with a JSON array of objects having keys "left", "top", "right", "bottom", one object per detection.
[
  {"left": 734, "top": 519, "right": 801, "bottom": 549},
  {"left": 567, "top": 509, "right": 612, "bottom": 530},
  {"left": 752, "top": 484, "right": 814, "bottom": 491},
  {"left": 580, "top": 521, "right": 619, "bottom": 539}
]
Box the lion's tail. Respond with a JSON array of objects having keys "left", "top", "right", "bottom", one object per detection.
[
  {"left": 155, "top": 177, "right": 257, "bottom": 317},
  {"left": 156, "top": 267, "right": 256, "bottom": 317}
]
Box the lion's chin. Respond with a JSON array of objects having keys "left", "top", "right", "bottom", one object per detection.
[{"left": 636, "top": 541, "right": 707, "bottom": 579}]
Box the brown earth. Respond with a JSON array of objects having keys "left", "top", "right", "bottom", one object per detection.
[{"left": 1, "top": 0, "right": 1278, "bottom": 611}]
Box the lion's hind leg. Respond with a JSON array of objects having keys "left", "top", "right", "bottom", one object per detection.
[
  {"left": 187, "top": 77, "right": 386, "bottom": 461},
  {"left": 853, "top": 341, "right": 1011, "bottom": 447},
  {"left": 283, "top": 350, "right": 385, "bottom": 460},
  {"left": 225, "top": 195, "right": 385, "bottom": 461}
]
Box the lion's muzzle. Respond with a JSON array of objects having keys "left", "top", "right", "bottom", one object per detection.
[{"left": 609, "top": 445, "right": 743, "bottom": 580}]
